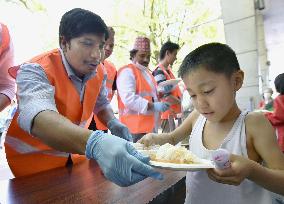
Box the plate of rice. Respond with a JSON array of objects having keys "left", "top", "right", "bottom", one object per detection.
[{"left": 135, "top": 143, "right": 215, "bottom": 171}]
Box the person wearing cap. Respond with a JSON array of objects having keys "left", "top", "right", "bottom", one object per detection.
[
  {"left": 258, "top": 87, "right": 274, "bottom": 111},
  {"left": 265, "top": 73, "right": 284, "bottom": 153},
  {"left": 90, "top": 27, "right": 117, "bottom": 132},
  {"left": 116, "top": 36, "right": 171, "bottom": 142},
  {"left": 0, "top": 22, "right": 15, "bottom": 112},
  {"left": 4, "top": 8, "right": 163, "bottom": 187},
  {"left": 152, "top": 41, "right": 182, "bottom": 133}
]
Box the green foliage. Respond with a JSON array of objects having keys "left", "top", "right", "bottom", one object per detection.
[
  {"left": 4, "top": 0, "right": 46, "bottom": 12},
  {"left": 3, "top": 0, "right": 225, "bottom": 74},
  {"left": 110, "top": 0, "right": 225, "bottom": 73}
]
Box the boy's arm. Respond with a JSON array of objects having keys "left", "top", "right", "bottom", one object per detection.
[
  {"left": 208, "top": 112, "right": 284, "bottom": 195},
  {"left": 169, "top": 109, "right": 199, "bottom": 144},
  {"left": 139, "top": 109, "right": 199, "bottom": 146},
  {"left": 246, "top": 112, "right": 284, "bottom": 195}
]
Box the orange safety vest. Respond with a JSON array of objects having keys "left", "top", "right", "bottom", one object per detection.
[
  {"left": 117, "top": 64, "right": 156, "bottom": 134},
  {"left": 93, "top": 60, "right": 117, "bottom": 130},
  {"left": 4, "top": 49, "right": 104, "bottom": 177},
  {"left": 104, "top": 60, "right": 117, "bottom": 100},
  {"left": 0, "top": 23, "right": 10, "bottom": 56},
  {"left": 154, "top": 64, "right": 182, "bottom": 119}
]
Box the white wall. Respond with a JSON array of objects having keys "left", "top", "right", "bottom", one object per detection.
[
  {"left": 220, "top": 0, "right": 266, "bottom": 110},
  {"left": 262, "top": 0, "right": 284, "bottom": 96}
]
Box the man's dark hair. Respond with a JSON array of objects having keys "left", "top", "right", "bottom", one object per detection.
[
  {"left": 159, "top": 41, "right": 180, "bottom": 60},
  {"left": 129, "top": 49, "right": 138, "bottom": 61},
  {"left": 274, "top": 73, "right": 284, "bottom": 95},
  {"left": 107, "top": 26, "right": 115, "bottom": 37},
  {"left": 178, "top": 42, "right": 240, "bottom": 78},
  {"left": 59, "top": 8, "right": 108, "bottom": 45}
]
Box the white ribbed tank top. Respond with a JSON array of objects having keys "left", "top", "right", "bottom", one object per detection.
[{"left": 185, "top": 111, "right": 272, "bottom": 204}]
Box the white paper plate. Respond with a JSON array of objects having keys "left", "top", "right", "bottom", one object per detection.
[
  {"left": 157, "top": 79, "right": 181, "bottom": 92},
  {"left": 149, "top": 159, "right": 215, "bottom": 171}
]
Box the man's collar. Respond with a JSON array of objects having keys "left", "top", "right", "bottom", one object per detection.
[
  {"left": 133, "top": 62, "right": 148, "bottom": 71},
  {"left": 59, "top": 48, "right": 74, "bottom": 78},
  {"left": 159, "top": 62, "right": 170, "bottom": 70}
]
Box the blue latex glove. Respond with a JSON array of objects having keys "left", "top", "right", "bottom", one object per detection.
[
  {"left": 153, "top": 102, "right": 170, "bottom": 112},
  {"left": 161, "top": 84, "right": 174, "bottom": 94},
  {"left": 107, "top": 118, "right": 133, "bottom": 142},
  {"left": 86, "top": 131, "right": 163, "bottom": 187}
]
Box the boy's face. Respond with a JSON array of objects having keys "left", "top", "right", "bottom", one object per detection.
[
  {"left": 183, "top": 66, "right": 243, "bottom": 122},
  {"left": 61, "top": 33, "right": 105, "bottom": 77}
]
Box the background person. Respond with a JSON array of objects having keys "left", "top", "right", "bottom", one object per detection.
[
  {"left": 258, "top": 87, "right": 274, "bottom": 111},
  {"left": 152, "top": 41, "right": 182, "bottom": 132},
  {"left": 90, "top": 26, "right": 117, "bottom": 133},
  {"left": 265, "top": 73, "right": 284, "bottom": 153},
  {"left": 0, "top": 22, "right": 15, "bottom": 113},
  {"left": 116, "top": 36, "right": 170, "bottom": 142}
]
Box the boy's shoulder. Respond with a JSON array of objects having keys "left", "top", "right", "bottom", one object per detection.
[
  {"left": 246, "top": 111, "right": 267, "bottom": 122},
  {"left": 245, "top": 111, "right": 274, "bottom": 136}
]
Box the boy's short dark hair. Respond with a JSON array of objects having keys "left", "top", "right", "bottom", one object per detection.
[
  {"left": 59, "top": 8, "right": 108, "bottom": 45},
  {"left": 159, "top": 41, "right": 180, "bottom": 60},
  {"left": 178, "top": 42, "right": 240, "bottom": 78},
  {"left": 274, "top": 73, "right": 284, "bottom": 95}
]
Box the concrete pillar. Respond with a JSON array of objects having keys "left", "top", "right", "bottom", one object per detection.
[
  {"left": 256, "top": 11, "right": 270, "bottom": 93},
  {"left": 220, "top": 0, "right": 266, "bottom": 110}
]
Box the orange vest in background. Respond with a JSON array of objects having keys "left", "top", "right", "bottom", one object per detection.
[
  {"left": 154, "top": 64, "right": 182, "bottom": 119},
  {"left": 4, "top": 49, "right": 104, "bottom": 177},
  {"left": 117, "top": 64, "right": 156, "bottom": 134},
  {"left": 0, "top": 23, "right": 10, "bottom": 56},
  {"left": 104, "top": 60, "right": 117, "bottom": 100},
  {"left": 93, "top": 60, "right": 117, "bottom": 130}
]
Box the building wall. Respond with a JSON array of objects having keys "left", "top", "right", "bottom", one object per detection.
[
  {"left": 262, "top": 0, "right": 284, "bottom": 94},
  {"left": 220, "top": 0, "right": 267, "bottom": 110}
]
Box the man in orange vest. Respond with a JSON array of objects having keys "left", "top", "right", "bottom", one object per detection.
[
  {"left": 152, "top": 41, "right": 182, "bottom": 132},
  {"left": 90, "top": 27, "right": 117, "bottom": 132},
  {"left": 0, "top": 22, "right": 15, "bottom": 113},
  {"left": 4, "top": 8, "right": 162, "bottom": 187},
  {"left": 117, "top": 36, "right": 171, "bottom": 142}
]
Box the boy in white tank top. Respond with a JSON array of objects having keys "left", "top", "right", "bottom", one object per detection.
[{"left": 139, "top": 43, "right": 284, "bottom": 204}]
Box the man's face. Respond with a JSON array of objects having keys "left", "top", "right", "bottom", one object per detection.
[
  {"left": 167, "top": 49, "right": 178, "bottom": 65},
  {"left": 134, "top": 50, "right": 151, "bottom": 67},
  {"left": 104, "top": 35, "right": 114, "bottom": 60},
  {"left": 264, "top": 92, "right": 272, "bottom": 100},
  {"left": 61, "top": 33, "right": 105, "bottom": 77}
]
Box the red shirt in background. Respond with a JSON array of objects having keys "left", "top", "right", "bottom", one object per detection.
[{"left": 265, "top": 95, "right": 284, "bottom": 152}]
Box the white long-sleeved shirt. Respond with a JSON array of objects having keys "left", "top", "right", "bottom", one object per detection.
[{"left": 116, "top": 63, "right": 158, "bottom": 114}]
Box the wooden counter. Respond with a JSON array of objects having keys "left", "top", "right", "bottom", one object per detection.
[{"left": 0, "top": 160, "right": 186, "bottom": 204}]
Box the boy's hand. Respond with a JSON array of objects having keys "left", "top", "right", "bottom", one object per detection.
[
  {"left": 207, "top": 154, "right": 253, "bottom": 186},
  {"left": 138, "top": 133, "right": 171, "bottom": 147}
]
